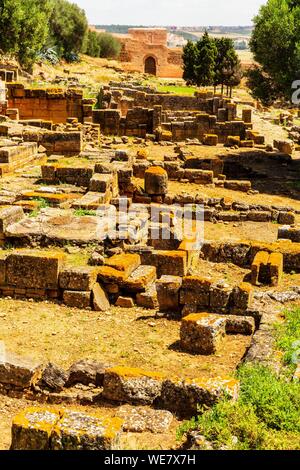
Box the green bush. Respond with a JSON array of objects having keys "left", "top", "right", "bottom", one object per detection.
[
  {"left": 275, "top": 307, "right": 300, "bottom": 367},
  {"left": 86, "top": 31, "right": 101, "bottom": 58},
  {"left": 177, "top": 363, "right": 300, "bottom": 449},
  {"left": 97, "top": 33, "right": 121, "bottom": 59}
]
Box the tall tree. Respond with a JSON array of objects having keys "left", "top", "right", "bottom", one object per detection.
[
  {"left": 214, "top": 37, "right": 241, "bottom": 94},
  {"left": 17, "top": 0, "right": 53, "bottom": 70},
  {"left": 194, "top": 32, "right": 217, "bottom": 87},
  {"left": 182, "top": 40, "right": 196, "bottom": 84},
  {"left": 0, "top": 0, "right": 23, "bottom": 55},
  {"left": 249, "top": 0, "right": 300, "bottom": 103},
  {"left": 49, "top": 0, "right": 88, "bottom": 58},
  {"left": 85, "top": 31, "right": 101, "bottom": 58}
]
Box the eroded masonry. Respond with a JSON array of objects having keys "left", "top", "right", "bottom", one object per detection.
[{"left": 0, "top": 71, "right": 299, "bottom": 450}]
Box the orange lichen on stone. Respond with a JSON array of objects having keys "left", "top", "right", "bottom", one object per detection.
[
  {"left": 105, "top": 253, "right": 141, "bottom": 277},
  {"left": 136, "top": 149, "right": 149, "bottom": 159},
  {"left": 97, "top": 266, "right": 129, "bottom": 284},
  {"left": 145, "top": 166, "right": 167, "bottom": 176},
  {"left": 106, "top": 366, "right": 166, "bottom": 381}
]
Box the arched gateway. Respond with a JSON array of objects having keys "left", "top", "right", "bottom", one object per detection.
[{"left": 144, "top": 56, "right": 157, "bottom": 75}]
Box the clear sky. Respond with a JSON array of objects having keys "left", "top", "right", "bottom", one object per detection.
[{"left": 73, "top": 0, "right": 267, "bottom": 26}]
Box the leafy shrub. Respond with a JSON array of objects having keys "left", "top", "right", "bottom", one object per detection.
[
  {"left": 177, "top": 363, "right": 300, "bottom": 449},
  {"left": 275, "top": 307, "right": 300, "bottom": 367}
]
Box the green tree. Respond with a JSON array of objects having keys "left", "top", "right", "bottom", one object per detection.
[
  {"left": 97, "top": 33, "right": 121, "bottom": 59},
  {"left": 249, "top": 0, "right": 300, "bottom": 103},
  {"left": 214, "top": 37, "right": 241, "bottom": 95},
  {"left": 17, "top": 0, "right": 53, "bottom": 71},
  {"left": 49, "top": 0, "right": 88, "bottom": 58},
  {"left": 194, "top": 32, "right": 217, "bottom": 87},
  {"left": 182, "top": 40, "right": 196, "bottom": 84},
  {"left": 0, "top": 0, "right": 23, "bottom": 55},
  {"left": 85, "top": 31, "right": 101, "bottom": 57}
]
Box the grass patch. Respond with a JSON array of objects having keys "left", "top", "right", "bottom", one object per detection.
[
  {"left": 74, "top": 209, "right": 97, "bottom": 217},
  {"left": 156, "top": 85, "right": 197, "bottom": 96},
  {"left": 177, "top": 363, "right": 300, "bottom": 450}
]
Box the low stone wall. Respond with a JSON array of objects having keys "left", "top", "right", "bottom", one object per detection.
[
  {"left": 201, "top": 240, "right": 300, "bottom": 272},
  {"left": 1, "top": 350, "right": 239, "bottom": 420},
  {"left": 6, "top": 84, "right": 93, "bottom": 124}
]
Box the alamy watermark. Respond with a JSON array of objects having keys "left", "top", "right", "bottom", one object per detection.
[
  {"left": 88, "top": 198, "right": 206, "bottom": 248},
  {"left": 291, "top": 80, "right": 300, "bottom": 104}
]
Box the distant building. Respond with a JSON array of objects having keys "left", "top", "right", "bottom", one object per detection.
[{"left": 115, "top": 28, "right": 183, "bottom": 78}]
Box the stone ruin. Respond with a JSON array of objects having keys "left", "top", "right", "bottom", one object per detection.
[{"left": 0, "top": 74, "right": 299, "bottom": 450}]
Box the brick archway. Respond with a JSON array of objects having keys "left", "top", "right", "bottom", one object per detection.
[{"left": 144, "top": 56, "right": 157, "bottom": 76}]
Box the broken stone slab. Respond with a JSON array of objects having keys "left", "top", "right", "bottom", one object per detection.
[
  {"left": 11, "top": 408, "right": 123, "bottom": 450},
  {"left": 0, "top": 351, "right": 43, "bottom": 389},
  {"left": 92, "top": 283, "right": 110, "bottom": 312},
  {"left": 136, "top": 283, "right": 158, "bottom": 309},
  {"left": 102, "top": 366, "right": 165, "bottom": 405},
  {"left": 120, "top": 265, "right": 157, "bottom": 292},
  {"left": 115, "top": 296, "right": 134, "bottom": 308},
  {"left": 117, "top": 405, "right": 173, "bottom": 433},
  {"left": 37, "top": 363, "right": 68, "bottom": 393},
  {"left": 66, "top": 359, "right": 109, "bottom": 387},
  {"left": 105, "top": 253, "right": 141, "bottom": 277},
  {"left": 51, "top": 410, "right": 123, "bottom": 450},
  {"left": 0, "top": 205, "right": 24, "bottom": 232}
]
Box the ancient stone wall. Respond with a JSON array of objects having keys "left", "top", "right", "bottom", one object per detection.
[{"left": 6, "top": 84, "right": 93, "bottom": 124}]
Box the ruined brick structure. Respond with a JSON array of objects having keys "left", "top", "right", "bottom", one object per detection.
[
  {"left": 94, "top": 83, "right": 251, "bottom": 142},
  {"left": 6, "top": 84, "right": 93, "bottom": 124},
  {"left": 117, "top": 28, "right": 183, "bottom": 78}
]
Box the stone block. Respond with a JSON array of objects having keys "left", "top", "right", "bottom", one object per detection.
[
  {"left": 231, "top": 282, "right": 253, "bottom": 314},
  {"left": 144, "top": 166, "right": 168, "bottom": 195},
  {"left": 136, "top": 283, "right": 158, "bottom": 309},
  {"left": 63, "top": 290, "right": 91, "bottom": 309},
  {"left": 106, "top": 253, "right": 141, "bottom": 277},
  {"left": 251, "top": 251, "right": 269, "bottom": 285},
  {"left": 180, "top": 313, "right": 226, "bottom": 355},
  {"left": 0, "top": 206, "right": 24, "bottom": 232},
  {"left": 225, "top": 315, "right": 255, "bottom": 335},
  {"left": 159, "top": 376, "right": 239, "bottom": 416},
  {"left": 59, "top": 267, "right": 98, "bottom": 291},
  {"left": 203, "top": 134, "right": 218, "bottom": 146},
  {"left": 278, "top": 211, "right": 295, "bottom": 225},
  {"left": 66, "top": 359, "right": 108, "bottom": 387},
  {"left": 156, "top": 275, "right": 182, "bottom": 312},
  {"left": 268, "top": 252, "right": 283, "bottom": 286},
  {"left": 92, "top": 283, "right": 110, "bottom": 312},
  {"left": 11, "top": 408, "right": 60, "bottom": 450},
  {"left": 102, "top": 366, "right": 165, "bottom": 405},
  {"left": 115, "top": 296, "right": 134, "bottom": 308},
  {"left": 51, "top": 411, "right": 123, "bottom": 450},
  {"left": 6, "top": 250, "right": 65, "bottom": 289},
  {"left": 121, "top": 265, "right": 156, "bottom": 292},
  {"left": 89, "top": 173, "right": 113, "bottom": 193},
  {"left": 209, "top": 285, "right": 231, "bottom": 311},
  {"left": 0, "top": 351, "right": 43, "bottom": 389},
  {"left": 117, "top": 406, "right": 172, "bottom": 433}
]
